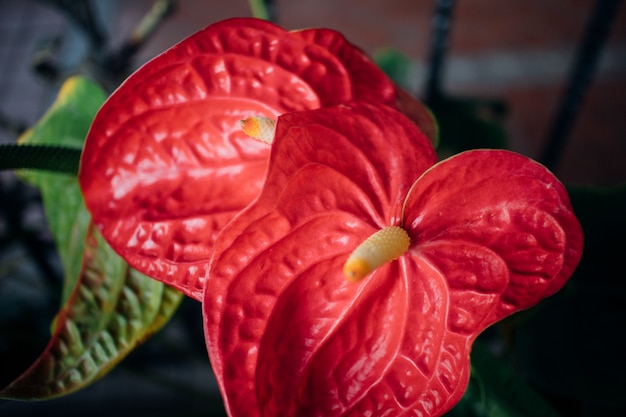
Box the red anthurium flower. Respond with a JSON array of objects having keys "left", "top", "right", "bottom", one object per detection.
[
  {"left": 204, "top": 102, "right": 583, "bottom": 417},
  {"left": 78, "top": 18, "right": 434, "bottom": 300}
]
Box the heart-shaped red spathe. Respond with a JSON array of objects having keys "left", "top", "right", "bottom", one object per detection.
[
  {"left": 203, "top": 102, "right": 583, "bottom": 417},
  {"left": 403, "top": 151, "right": 584, "bottom": 328},
  {"left": 79, "top": 18, "right": 431, "bottom": 300}
]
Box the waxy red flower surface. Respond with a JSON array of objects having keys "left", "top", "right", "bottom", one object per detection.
[
  {"left": 79, "top": 18, "right": 433, "bottom": 300},
  {"left": 204, "top": 102, "right": 583, "bottom": 417}
]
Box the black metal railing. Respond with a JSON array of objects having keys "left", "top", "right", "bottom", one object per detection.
[{"left": 1, "top": 0, "right": 622, "bottom": 175}]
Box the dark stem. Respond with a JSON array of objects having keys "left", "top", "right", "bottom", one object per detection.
[
  {"left": 263, "top": 0, "right": 277, "bottom": 22},
  {"left": 0, "top": 144, "right": 82, "bottom": 175},
  {"left": 249, "top": 0, "right": 277, "bottom": 22},
  {"left": 103, "top": 0, "right": 177, "bottom": 77},
  {"left": 540, "top": 0, "right": 623, "bottom": 171},
  {"left": 424, "top": 0, "right": 457, "bottom": 106},
  {"left": 38, "top": 0, "right": 108, "bottom": 50}
]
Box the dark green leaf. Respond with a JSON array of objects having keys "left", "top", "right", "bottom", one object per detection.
[
  {"left": 430, "top": 95, "right": 508, "bottom": 158},
  {"left": 374, "top": 48, "right": 413, "bottom": 89},
  {"left": 447, "top": 341, "right": 561, "bottom": 417}
]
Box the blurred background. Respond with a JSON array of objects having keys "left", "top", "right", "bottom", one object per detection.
[
  {"left": 2, "top": 0, "right": 625, "bottom": 184},
  {"left": 0, "top": 0, "right": 624, "bottom": 416}
]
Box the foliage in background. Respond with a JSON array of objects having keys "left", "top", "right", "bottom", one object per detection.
[
  {"left": 373, "top": 48, "right": 507, "bottom": 158},
  {"left": 0, "top": 77, "right": 183, "bottom": 400}
]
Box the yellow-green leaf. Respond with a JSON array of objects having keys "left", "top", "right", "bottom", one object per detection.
[
  {"left": 3, "top": 76, "right": 184, "bottom": 400},
  {"left": 17, "top": 76, "right": 106, "bottom": 299},
  {"left": 0, "top": 225, "right": 183, "bottom": 399}
]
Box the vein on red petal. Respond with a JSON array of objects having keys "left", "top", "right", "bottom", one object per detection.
[
  {"left": 204, "top": 102, "right": 440, "bottom": 416},
  {"left": 403, "top": 150, "right": 583, "bottom": 324},
  {"left": 207, "top": 213, "right": 368, "bottom": 417}
]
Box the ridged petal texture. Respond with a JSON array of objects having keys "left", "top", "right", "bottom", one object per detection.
[
  {"left": 79, "top": 17, "right": 418, "bottom": 300},
  {"left": 204, "top": 102, "right": 583, "bottom": 417}
]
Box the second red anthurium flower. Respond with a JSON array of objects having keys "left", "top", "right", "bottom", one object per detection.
[
  {"left": 78, "top": 18, "right": 434, "bottom": 300},
  {"left": 204, "top": 102, "right": 583, "bottom": 417}
]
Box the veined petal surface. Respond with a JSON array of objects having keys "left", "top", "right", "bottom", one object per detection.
[
  {"left": 79, "top": 18, "right": 402, "bottom": 300},
  {"left": 204, "top": 102, "right": 437, "bottom": 417},
  {"left": 204, "top": 105, "right": 582, "bottom": 417},
  {"left": 403, "top": 150, "right": 584, "bottom": 330}
]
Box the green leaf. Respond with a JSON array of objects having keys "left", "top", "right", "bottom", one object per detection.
[
  {"left": 17, "top": 76, "right": 106, "bottom": 300},
  {"left": 16, "top": 76, "right": 105, "bottom": 149},
  {"left": 0, "top": 225, "right": 183, "bottom": 400},
  {"left": 430, "top": 95, "right": 508, "bottom": 158},
  {"left": 374, "top": 48, "right": 413, "bottom": 89},
  {"left": 2, "top": 76, "right": 184, "bottom": 400},
  {"left": 446, "top": 341, "right": 561, "bottom": 417},
  {"left": 248, "top": 0, "right": 272, "bottom": 20}
]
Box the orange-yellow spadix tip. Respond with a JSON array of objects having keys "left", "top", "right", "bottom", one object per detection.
[
  {"left": 240, "top": 116, "right": 276, "bottom": 144},
  {"left": 343, "top": 226, "right": 410, "bottom": 282}
]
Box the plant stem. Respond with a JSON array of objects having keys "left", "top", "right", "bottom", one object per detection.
[
  {"left": 248, "top": 0, "right": 276, "bottom": 22},
  {"left": 540, "top": 0, "right": 622, "bottom": 171},
  {"left": 0, "top": 144, "right": 82, "bottom": 175},
  {"left": 424, "top": 0, "right": 457, "bottom": 106}
]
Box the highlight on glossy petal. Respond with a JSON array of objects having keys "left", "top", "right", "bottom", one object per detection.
[
  {"left": 78, "top": 17, "right": 426, "bottom": 300},
  {"left": 204, "top": 104, "right": 582, "bottom": 417},
  {"left": 343, "top": 225, "right": 410, "bottom": 282},
  {"left": 240, "top": 116, "right": 277, "bottom": 144}
]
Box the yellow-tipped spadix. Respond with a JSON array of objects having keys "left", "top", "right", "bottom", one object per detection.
[
  {"left": 343, "top": 226, "right": 410, "bottom": 282},
  {"left": 240, "top": 116, "right": 276, "bottom": 144}
]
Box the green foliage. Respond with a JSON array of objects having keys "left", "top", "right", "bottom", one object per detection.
[
  {"left": 17, "top": 77, "right": 104, "bottom": 299},
  {"left": 0, "top": 228, "right": 183, "bottom": 400},
  {"left": 447, "top": 341, "right": 561, "bottom": 417},
  {"left": 1, "top": 77, "right": 184, "bottom": 400},
  {"left": 372, "top": 48, "right": 507, "bottom": 157},
  {"left": 430, "top": 96, "right": 508, "bottom": 158},
  {"left": 248, "top": 0, "right": 272, "bottom": 21},
  {"left": 374, "top": 48, "right": 413, "bottom": 90}
]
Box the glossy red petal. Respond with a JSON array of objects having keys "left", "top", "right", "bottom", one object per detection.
[
  {"left": 293, "top": 28, "right": 437, "bottom": 143},
  {"left": 403, "top": 150, "right": 584, "bottom": 327},
  {"left": 340, "top": 256, "right": 473, "bottom": 416},
  {"left": 291, "top": 28, "right": 395, "bottom": 105},
  {"left": 204, "top": 102, "right": 435, "bottom": 417},
  {"left": 345, "top": 151, "right": 583, "bottom": 416},
  {"left": 79, "top": 18, "right": 405, "bottom": 299}
]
